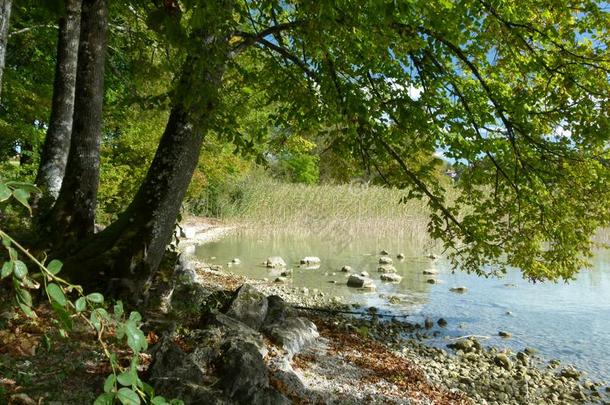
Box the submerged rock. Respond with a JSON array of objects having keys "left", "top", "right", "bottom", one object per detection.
[
  {"left": 380, "top": 273, "right": 402, "bottom": 283},
  {"left": 265, "top": 256, "right": 286, "bottom": 268},
  {"left": 380, "top": 250, "right": 389, "bottom": 255},
  {"left": 340, "top": 265, "right": 352, "bottom": 272},
  {"left": 426, "top": 279, "right": 437, "bottom": 284},
  {"left": 377, "top": 265, "right": 397, "bottom": 273},
  {"left": 498, "top": 331, "right": 512, "bottom": 338},
  {"left": 437, "top": 318, "right": 447, "bottom": 327},
  {"left": 422, "top": 269, "right": 438, "bottom": 275},
  {"left": 449, "top": 286, "right": 468, "bottom": 293},
  {"left": 397, "top": 253, "right": 405, "bottom": 260},
  {"left": 347, "top": 274, "right": 376, "bottom": 290},
  {"left": 379, "top": 256, "right": 393, "bottom": 265},
  {"left": 427, "top": 253, "right": 440, "bottom": 260},
  {"left": 231, "top": 258, "right": 241, "bottom": 264},
  {"left": 424, "top": 318, "right": 434, "bottom": 329},
  {"left": 300, "top": 256, "right": 321, "bottom": 265}
]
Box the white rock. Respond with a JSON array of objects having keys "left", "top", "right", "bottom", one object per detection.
[{"left": 265, "top": 256, "right": 287, "bottom": 268}]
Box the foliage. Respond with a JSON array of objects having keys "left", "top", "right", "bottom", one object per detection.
[{"left": 0, "top": 181, "right": 182, "bottom": 405}]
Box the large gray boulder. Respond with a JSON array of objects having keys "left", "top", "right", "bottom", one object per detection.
[
  {"left": 226, "top": 284, "right": 269, "bottom": 330},
  {"left": 265, "top": 317, "right": 319, "bottom": 358}
]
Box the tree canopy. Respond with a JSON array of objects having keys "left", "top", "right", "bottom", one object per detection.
[{"left": 0, "top": 0, "right": 609, "bottom": 289}]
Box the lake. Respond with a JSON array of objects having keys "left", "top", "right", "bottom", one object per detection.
[{"left": 195, "top": 230, "right": 610, "bottom": 381}]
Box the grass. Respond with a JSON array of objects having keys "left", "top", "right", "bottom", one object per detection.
[{"left": 192, "top": 174, "right": 437, "bottom": 243}]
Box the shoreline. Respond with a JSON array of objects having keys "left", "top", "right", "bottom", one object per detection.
[{"left": 177, "top": 218, "right": 610, "bottom": 405}]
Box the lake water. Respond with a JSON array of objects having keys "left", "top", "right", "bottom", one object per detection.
[{"left": 195, "top": 230, "right": 610, "bottom": 381}]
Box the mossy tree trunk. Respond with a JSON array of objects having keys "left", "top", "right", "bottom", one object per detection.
[
  {"left": 63, "top": 55, "right": 225, "bottom": 302},
  {"left": 36, "top": 0, "right": 82, "bottom": 200},
  {"left": 45, "top": 0, "right": 107, "bottom": 246},
  {"left": 0, "top": 0, "right": 12, "bottom": 102}
]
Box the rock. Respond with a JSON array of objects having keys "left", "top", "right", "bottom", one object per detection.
[
  {"left": 427, "top": 253, "right": 439, "bottom": 260},
  {"left": 280, "top": 269, "right": 292, "bottom": 277},
  {"left": 379, "top": 256, "right": 393, "bottom": 265},
  {"left": 560, "top": 367, "right": 582, "bottom": 380},
  {"left": 360, "top": 271, "right": 369, "bottom": 277},
  {"left": 504, "top": 283, "right": 516, "bottom": 288},
  {"left": 274, "top": 277, "right": 288, "bottom": 283},
  {"left": 231, "top": 258, "right": 241, "bottom": 264},
  {"left": 494, "top": 353, "right": 512, "bottom": 370},
  {"left": 388, "top": 296, "right": 402, "bottom": 305},
  {"left": 427, "top": 278, "right": 437, "bottom": 284},
  {"left": 300, "top": 287, "right": 309, "bottom": 295},
  {"left": 264, "top": 317, "right": 319, "bottom": 358},
  {"left": 380, "top": 273, "right": 402, "bottom": 282},
  {"left": 449, "top": 286, "right": 468, "bottom": 293},
  {"left": 340, "top": 265, "right": 352, "bottom": 272},
  {"left": 424, "top": 318, "right": 434, "bottom": 329},
  {"left": 377, "top": 265, "right": 397, "bottom": 273},
  {"left": 328, "top": 280, "right": 337, "bottom": 284},
  {"left": 449, "top": 339, "right": 474, "bottom": 352},
  {"left": 215, "top": 338, "right": 289, "bottom": 404},
  {"left": 397, "top": 253, "right": 405, "bottom": 260},
  {"left": 498, "top": 331, "right": 512, "bottom": 338},
  {"left": 300, "top": 256, "right": 321, "bottom": 265},
  {"left": 380, "top": 250, "right": 389, "bottom": 255},
  {"left": 226, "top": 284, "right": 269, "bottom": 330},
  {"left": 517, "top": 351, "right": 529, "bottom": 365},
  {"left": 422, "top": 269, "right": 438, "bottom": 275},
  {"left": 347, "top": 274, "right": 376, "bottom": 291},
  {"left": 265, "top": 256, "right": 286, "bottom": 268},
  {"left": 524, "top": 347, "right": 538, "bottom": 356},
  {"left": 437, "top": 318, "right": 447, "bottom": 327}
]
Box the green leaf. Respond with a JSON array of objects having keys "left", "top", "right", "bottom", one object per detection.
[
  {"left": 47, "top": 259, "right": 63, "bottom": 275},
  {"left": 5, "top": 182, "right": 40, "bottom": 193},
  {"left": 129, "top": 311, "right": 142, "bottom": 322},
  {"left": 47, "top": 283, "right": 67, "bottom": 306},
  {"left": 104, "top": 374, "right": 117, "bottom": 393},
  {"left": 169, "top": 400, "right": 184, "bottom": 405},
  {"left": 117, "top": 371, "right": 135, "bottom": 387},
  {"left": 51, "top": 301, "right": 73, "bottom": 330},
  {"left": 151, "top": 396, "right": 168, "bottom": 405},
  {"left": 1, "top": 236, "right": 10, "bottom": 247},
  {"left": 86, "top": 292, "right": 104, "bottom": 304},
  {"left": 0, "top": 183, "right": 11, "bottom": 201},
  {"left": 16, "top": 287, "right": 32, "bottom": 307},
  {"left": 117, "top": 387, "right": 141, "bottom": 405},
  {"left": 18, "top": 302, "right": 36, "bottom": 318},
  {"left": 75, "top": 297, "right": 87, "bottom": 312},
  {"left": 126, "top": 321, "right": 146, "bottom": 353},
  {"left": 90, "top": 310, "right": 102, "bottom": 332},
  {"left": 114, "top": 301, "right": 124, "bottom": 318},
  {"left": 7, "top": 247, "right": 17, "bottom": 260},
  {"left": 1, "top": 261, "right": 12, "bottom": 279},
  {"left": 12, "top": 188, "right": 31, "bottom": 214},
  {"left": 13, "top": 260, "right": 27, "bottom": 279},
  {"left": 94, "top": 392, "right": 115, "bottom": 405}
]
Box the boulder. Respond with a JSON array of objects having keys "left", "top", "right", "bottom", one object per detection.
[
  {"left": 448, "top": 339, "right": 474, "bottom": 352},
  {"left": 226, "top": 284, "right": 269, "bottom": 330},
  {"left": 377, "top": 265, "right": 397, "bottom": 273},
  {"left": 380, "top": 250, "right": 389, "bottom": 255},
  {"left": 494, "top": 353, "right": 512, "bottom": 370},
  {"left": 396, "top": 253, "right": 405, "bottom": 260},
  {"left": 347, "top": 274, "right": 375, "bottom": 290},
  {"left": 379, "top": 256, "right": 393, "bottom": 265},
  {"left": 264, "top": 317, "right": 319, "bottom": 358},
  {"left": 426, "top": 278, "right": 437, "bottom": 284},
  {"left": 265, "top": 256, "right": 286, "bottom": 268},
  {"left": 360, "top": 271, "right": 370, "bottom": 277},
  {"left": 340, "top": 265, "right": 352, "bottom": 272},
  {"left": 380, "top": 273, "right": 402, "bottom": 282},
  {"left": 300, "top": 256, "right": 321, "bottom": 265}
]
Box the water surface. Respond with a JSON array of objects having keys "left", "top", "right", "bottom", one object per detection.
[{"left": 196, "top": 230, "right": 610, "bottom": 381}]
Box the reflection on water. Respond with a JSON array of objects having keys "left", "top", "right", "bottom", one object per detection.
[{"left": 195, "top": 229, "right": 610, "bottom": 381}]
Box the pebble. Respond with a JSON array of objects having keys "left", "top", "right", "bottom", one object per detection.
[
  {"left": 437, "top": 318, "right": 447, "bottom": 327},
  {"left": 340, "top": 265, "right": 352, "bottom": 272}
]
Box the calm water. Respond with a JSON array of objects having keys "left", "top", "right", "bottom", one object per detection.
[{"left": 195, "top": 231, "right": 610, "bottom": 381}]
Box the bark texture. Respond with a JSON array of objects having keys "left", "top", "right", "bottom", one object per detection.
[
  {"left": 47, "top": 0, "right": 108, "bottom": 244},
  {"left": 64, "top": 55, "right": 225, "bottom": 301},
  {"left": 36, "top": 0, "right": 82, "bottom": 198},
  {"left": 0, "top": 0, "right": 12, "bottom": 101}
]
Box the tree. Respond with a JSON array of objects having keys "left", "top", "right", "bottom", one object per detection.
[
  {"left": 35, "top": 0, "right": 81, "bottom": 200},
  {"left": 0, "top": 0, "right": 12, "bottom": 101},
  {"left": 38, "top": 0, "right": 608, "bottom": 298},
  {"left": 44, "top": 0, "right": 107, "bottom": 246}
]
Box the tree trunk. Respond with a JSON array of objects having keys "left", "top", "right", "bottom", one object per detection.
[
  {"left": 63, "top": 55, "right": 225, "bottom": 302},
  {"left": 36, "top": 0, "right": 82, "bottom": 199},
  {"left": 0, "top": 0, "right": 12, "bottom": 102},
  {"left": 45, "top": 0, "right": 107, "bottom": 245}
]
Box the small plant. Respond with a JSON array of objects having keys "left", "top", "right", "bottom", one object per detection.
[{"left": 0, "top": 180, "right": 182, "bottom": 405}]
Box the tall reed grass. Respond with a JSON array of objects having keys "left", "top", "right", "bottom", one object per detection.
[{"left": 192, "top": 173, "right": 436, "bottom": 243}]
